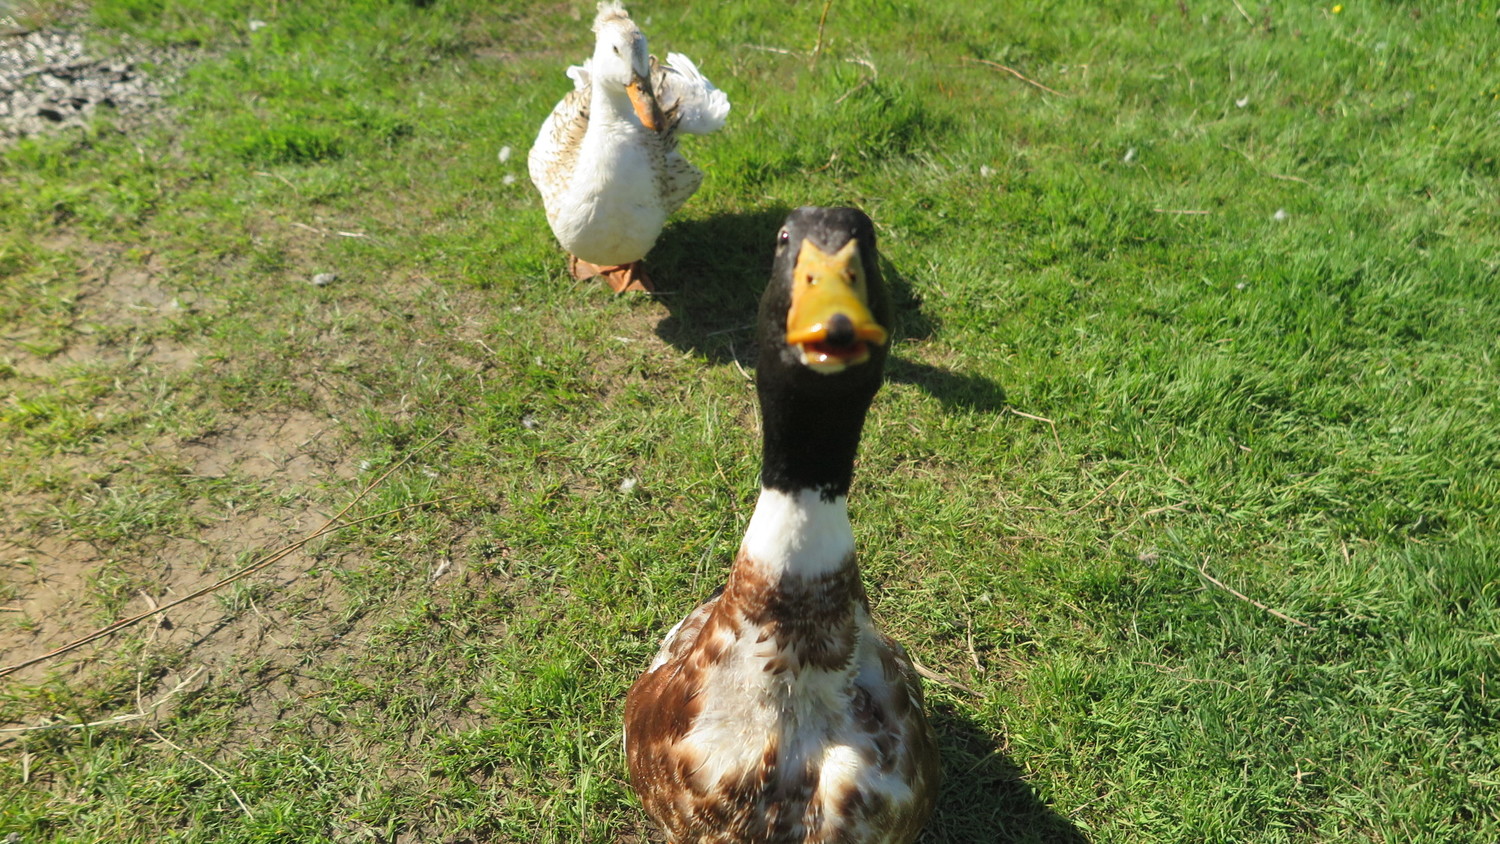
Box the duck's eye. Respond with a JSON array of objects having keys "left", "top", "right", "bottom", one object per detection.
[{"left": 777, "top": 229, "right": 789, "bottom": 247}]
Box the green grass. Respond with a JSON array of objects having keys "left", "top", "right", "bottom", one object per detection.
[{"left": 1, "top": 1, "right": 1498, "bottom": 841}]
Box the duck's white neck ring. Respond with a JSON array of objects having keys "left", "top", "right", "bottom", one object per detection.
[{"left": 738, "top": 487, "right": 855, "bottom": 579}]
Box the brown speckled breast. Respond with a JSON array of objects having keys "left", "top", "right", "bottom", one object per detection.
[{"left": 624, "top": 552, "right": 940, "bottom": 844}]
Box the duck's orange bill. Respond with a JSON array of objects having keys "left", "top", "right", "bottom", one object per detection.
[
  {"left": 785, "top": 239, "right": 887, "bottom": 372},
  {"left": 627, "top": 75, "right": 659, "bottom": 132}
]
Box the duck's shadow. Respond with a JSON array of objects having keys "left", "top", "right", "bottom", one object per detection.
[
  {"left": 650, "top": 212, "right": 1004, "bottom": 413},
  {"left": 648, "top": 207, "right": 789, "bottom": 365},
  {"left": 925, "top": 703, "right": 1090, "bottom": 843}
]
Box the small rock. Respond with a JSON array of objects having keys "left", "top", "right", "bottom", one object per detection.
[
  {"left": 1272, "top": 208, "right": 1288, "bottom": 221},
  {"left": 521, "top": 414, "right": 539, "bottom": 430},
  {"left": 497, "top": 145, "right": 512, "bottom": 162},
  {"left": 502, "top": 173, "right": 516, "bottom": 185},
  {"left": 311, "top": 272, "right": 338, "bottom": 286},
  {"left": 979, "top": 164, "right": 994, "bottom": 177}
]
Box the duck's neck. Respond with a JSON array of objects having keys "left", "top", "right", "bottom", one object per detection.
[
  {"left": 756, "top": 376, "right": 873, "bottom": 503},
  {"left": 591, "top": 81, "right": 644, "bottom": 132},
  {"left": 723, "top": 486, "right": 867, "bottom": 673},
  {"left": 743, "top": 372, "right": 874, "bottom": 576},
  {"left": 721, "top": 362, "right": 881, "bottom": 668},
  {"left": 738, "top": 487, "right": 856, "bottom": 580}
]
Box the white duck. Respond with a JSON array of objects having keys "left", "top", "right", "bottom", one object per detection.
[{"left": 528, "top": 1, "right": 730, "bottom": 293}]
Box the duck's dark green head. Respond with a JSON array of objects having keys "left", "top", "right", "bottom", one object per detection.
[
  {"left": 759, "top": 206, "right": 891, "bottom": 379},
  {"left": 756, "top": 206, "right": 891, "bottom": 499}
]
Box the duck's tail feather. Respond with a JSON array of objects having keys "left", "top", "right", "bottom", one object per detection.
[
  {"left": 654, "top": 52, "right": 730, "bottom": 135},
  {"left": 565, "top": 62, "right": 591, "bottom": 91}
]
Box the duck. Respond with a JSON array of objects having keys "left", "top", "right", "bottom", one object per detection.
[
  {"left": 624, "top": 207, "right": 940, "bottom": 843},
  {"left": 528, "top": 1, "right": 730, "bottom": 293}
]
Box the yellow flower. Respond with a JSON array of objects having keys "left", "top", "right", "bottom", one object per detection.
[{"left": 1332, "top": 4, "right": 1343, "bottom": 12}]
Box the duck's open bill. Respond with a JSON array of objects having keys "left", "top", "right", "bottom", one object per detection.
[
  {"left": 626, "top": 73, "right": 659, "bottom": 132},
  {"left": 785, "top": 238, "right": 888, "bottom": 373}
]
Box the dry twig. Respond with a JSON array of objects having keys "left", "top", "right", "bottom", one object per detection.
[
  {"left": 1197, "top": 563, "right": 1312, "bottom": 629},
  {"left": 1064, "top": 471, "right": 1131, "bottom": 515},
  {"left": 744, "top": 44, "right": 798, "bottom": 56},
  {"left": 1137, "top": 661, "right": 1242, "bottom": 690},
  {"left": 152, "top": 729, "right": 253, "bottom": 818},
  {"left": 1220, "top": 144, "right": 1317, "bottom": 186},
  {"left": 962, "top": 56, "right": 1070, "bottom": 97},
  {"left": 1009, "top": 407, "right": 1064, "bottom": 456},
  {"left": 911, "top": 657, "right": 978, "bottom": 697},
  {"left": 290, "top": 221, "right": 368, "bottom": 238},
  {"left": 252, "top": 170, "right": 299, "bottom": 195},
  {"left": 834, "top": 57, "right": 877, "bottom": 104},
  {"left": 812, "top": 0, "right": 835, "bottom": 64},
  {"left": 0, "top": 668, "right": 206, "bottom": 735}
]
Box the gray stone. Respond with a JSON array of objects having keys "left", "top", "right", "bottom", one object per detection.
[{"left": 1, "top": 14, "right": 193, "bottom": 144}]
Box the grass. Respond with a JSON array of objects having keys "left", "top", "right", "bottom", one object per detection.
[{"left": 1, "top": 0, "right": 1498, "bottom": 841}]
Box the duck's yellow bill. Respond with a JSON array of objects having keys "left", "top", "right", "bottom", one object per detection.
[
  {"left": 627, "top": 75, "right": 659, "bottom": 132},
  {"left": 785, "top": 238, "right": 887, "bottom": 373}
]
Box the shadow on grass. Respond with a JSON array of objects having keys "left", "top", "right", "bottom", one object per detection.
[
  {"left": 647, "top": 209, "right": 1004, "bottom": 413},
  {"left": 888, "top": 357, "right": 1008, "bottom": 413},
  {"left": 881, "top": 257, "right": 1007, "bottom": 413},
  {"left": 927, "top": 703, "right": 1089, "bottom": 843},
  {"left": 647, "top": 206, "right": 790, "bottom": 366}
]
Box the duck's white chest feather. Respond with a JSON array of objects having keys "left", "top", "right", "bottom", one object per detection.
[
  {"left": 529, "top": 79, "right": 671, "bottom": 267},
  {"left": 672, "top": 613, "right": 929, "bottom": 842},
  {"left": 625, "top": 490, "right": 939, "bottom": 844},
  {"left": 545, "top": 116, "right": 668, "bottom": 265}
]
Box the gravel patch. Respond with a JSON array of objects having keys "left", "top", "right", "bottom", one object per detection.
[{"left": 1, "top": 14, "right": 189, "bottom": 143}]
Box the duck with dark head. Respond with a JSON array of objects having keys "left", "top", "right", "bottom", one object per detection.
[{"left": 624, "top": 207, "right": 939, "bottom": 844}]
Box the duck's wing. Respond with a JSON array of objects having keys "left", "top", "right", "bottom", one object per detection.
[
  {"left": 644, "top": 53, "right": 722, "bottom": 215},
  {"left": 641, "top": 584, "right": 723, "bottom": 673},
  {"left": 652, "top": 52, "right": 730, "bottom": 137},
  {"left": 528, "top": 63, "right": 593, "bottom": 211},
  {"left": 623, "top": 588, "right": 725, "bottom": 838},
  {"left": 861, "top": 631, "right": 941, "bottom": 830},
  {"left": 660, "top": 150, "right": 705, "bottom": 216}
]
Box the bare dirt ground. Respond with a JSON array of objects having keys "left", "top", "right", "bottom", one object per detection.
[
  {"left": 0, "top": 8, "right": 362, "bottom": 720},
  {"left": 0, "top": 247, "right": 358, "bottom": 711},
  {"left": 10, "top": 255, "right": 528, "bottom": 744},
  {"left": 1, "top": 226, "right": 489, "bottom": 747}
]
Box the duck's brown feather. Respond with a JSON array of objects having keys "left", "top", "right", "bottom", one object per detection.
[{"left": 625, "top": 552, "right": 939, "bottom": 844}]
